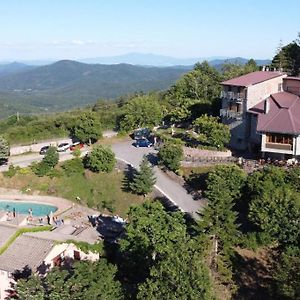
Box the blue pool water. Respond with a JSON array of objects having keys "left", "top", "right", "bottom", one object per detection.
[{"left": 0, "top": 201, "right": 57, "bottom": 217}]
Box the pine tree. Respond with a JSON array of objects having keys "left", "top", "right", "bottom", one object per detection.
[
  {"left": 130, "top": 157, "right": 156, "bottom": 195},
  {"left": 198, "top": 165, "right": 246, "bottom": 284}
]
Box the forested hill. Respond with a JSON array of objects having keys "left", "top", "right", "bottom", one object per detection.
[{"left": 0, "top": 60, "right": 191, "bottom": 117}]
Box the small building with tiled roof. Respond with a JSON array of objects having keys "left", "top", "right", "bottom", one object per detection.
[{"left": 0, "top": 234, "right": 99, "bottom": 300}]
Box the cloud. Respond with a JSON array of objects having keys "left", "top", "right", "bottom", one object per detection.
[{"left": 46, "top": 40, "right": 96, "bottom": 46}]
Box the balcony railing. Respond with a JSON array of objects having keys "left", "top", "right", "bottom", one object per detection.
[
  {"left": 220, "top": 91, "right": 245, "bottom": 102},
  {"left": 265, "top": 142, "right": 293, "bottom": 151},
  {"left": 285, "top": 86, "right": 300, "bottom": 96},
  {"left": 220, "top": 109, "right": 243, "bottom": 120}
]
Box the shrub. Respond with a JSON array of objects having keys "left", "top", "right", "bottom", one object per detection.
[
  {"left": 158, "top": 142, "right": 183, "bottom": 172},
  {"left": 84, "top": 145, "right": 116, "bottom": 173},
  {"left": 193, "top": 114, "right": 230, "bottom": 149},
  {"left": 61, "top": 158, "right": 84, "bottom": 176},
  {"left": 32, "top": 146, "right": 59, "bottom": 177},
  {"left": 3, "top": 164, "right": 19, "bottom": 177}
]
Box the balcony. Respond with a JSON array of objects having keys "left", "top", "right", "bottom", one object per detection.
[
  {"left": 265, "top": 142, "right": 292, "bottom": 151},
  {"left": 220, "top": 91, "right": 245, "bottom": 103},
  {"left": 220, "top": 109, "right": 243, "bottom": 120},
  {"left": 285, "top": 86, "right": 300, "bottom": 96}
]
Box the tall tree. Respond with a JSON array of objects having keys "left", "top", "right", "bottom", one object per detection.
[
  {"left": 119, "top": 201, "right": 187, "bottom": 283},
  {"left": 137, "top": 239, "right": 213, "bottom": 300},
  {"left": 119, "top": 94, "right": 163, "bottom": 132},
  {"left": 0, "top": 135, "right": 9, "bottom": 163},
  {"left": 129, "top": 157, "right": 156, "bottom": 195},
  {"left": 166, "top": 61, "right": 222, "bottom": 123},
  {"left": 198, "top": 165, "right": 246, "bottom": 283},
  {"left": 271, "top": 35, "right": 300, "bottom": 75},
  {"left": 249, "top": 186, "right": 300, "bottom": 246},
  {"left": 72, "top": 112, "right": 102, "bottom": 144}
]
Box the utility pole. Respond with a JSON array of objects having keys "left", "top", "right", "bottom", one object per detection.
[{"left": 16, "top": 111, "right": 20, "bottom": 122}]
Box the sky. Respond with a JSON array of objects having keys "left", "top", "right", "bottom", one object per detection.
[{"left": 0, "top": 0, "right": 299, "bottom": 61}]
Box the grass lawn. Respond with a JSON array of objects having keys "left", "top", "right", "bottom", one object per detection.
[{"left": 0, "top": 167, "right": 144, "bottom": 218}]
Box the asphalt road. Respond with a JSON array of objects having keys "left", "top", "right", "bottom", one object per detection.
[
  {"left": 1, "top": 140, "right": 204, "bottom": 218},
  {"left": 112, "top": 141, "right": 204, "bottom": 218}
]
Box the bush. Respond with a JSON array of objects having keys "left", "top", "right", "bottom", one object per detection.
[
  {"left": 32, "top": 146, "right": 59, "bottom": 177},
  {"left": 61, "top": 158, "right": 84, "bottom": 176},
  {"left": 84, "top": 145, "right": 116, "bottom": 173},
  {"left": 3, "top": 164, "right": 20, "bottom": 178},
  {"left": 158, "top": 142, "right": 183, "bottom": 172},
  {"left": 193, "top": 114, "right": 230, "bottom": 149}
]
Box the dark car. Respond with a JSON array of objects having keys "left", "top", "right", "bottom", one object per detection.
[
  {"left": 39, "top": 145, "right": 50, "bottom": 155},
  {"left": 134, "top": 138, "right": 153, "bottom": 148}
]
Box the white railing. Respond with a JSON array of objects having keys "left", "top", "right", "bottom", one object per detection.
[
  {"left": 220, "top": 91, "right": 245, "bottom": 102},
  {"left": 220, "top": 109, "right": 243, "bottom": 120}
]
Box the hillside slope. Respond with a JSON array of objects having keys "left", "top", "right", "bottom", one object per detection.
[{"left": 0, "top": 60, "right": 190, "bottom": 115}]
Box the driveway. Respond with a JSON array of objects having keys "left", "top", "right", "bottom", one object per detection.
[{"left": 112, "top": 141, "right": 204, "bottom": 218}]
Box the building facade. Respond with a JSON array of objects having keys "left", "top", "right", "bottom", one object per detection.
[{"left": 220, "top": 71, "right": 287, "bottom": 150}]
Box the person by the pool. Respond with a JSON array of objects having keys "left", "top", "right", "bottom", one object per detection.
[
  {"left": 13, "top": 208, "right": 16, "bottom": 218},
  {"left": 28, "top": 208, "right": 33, "bottom": 217},
  {"left": 47, "top": 214, "right": 51, "bottom": 225}
]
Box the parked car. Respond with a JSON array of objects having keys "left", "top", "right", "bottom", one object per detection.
[
  {"left": 39, "top": 145, "right": 50, "bottom": 155},
  {"left": 134, "top": 138, "right": 153, "bottom": 148},
  {"left": 57, "top": 142, "right": 70, "bottom": 152},
  {"left": 70, "top": 142, "right": 84, "bottom": 151}
]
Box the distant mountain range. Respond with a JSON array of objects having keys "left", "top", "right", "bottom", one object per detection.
[
  {"left": 0, "top": 52, "right": 271, "bottom": 67},
  {"left": 0, "top": 54, "right": 272, "bottom": 119},
  {"left": 0, "top": 60, "right": 191, "bottom": 118}
]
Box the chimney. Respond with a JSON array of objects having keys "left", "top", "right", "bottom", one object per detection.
[{"left": 264, "top": 98, "right": 270, "bottom": 114}]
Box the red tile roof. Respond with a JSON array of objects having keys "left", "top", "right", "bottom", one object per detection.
[
  {"left": 249, "top": 91, "right": 300, "bottom": 134},
  {"left": 221, "top": 71, "right": 284, "bottom": 87}
]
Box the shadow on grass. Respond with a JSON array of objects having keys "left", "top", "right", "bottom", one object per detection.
[
  {"left": 121, "top": 164, "right": 136, "bottom": 193},
  {"left": 232, "top": 250, "right": 275, "bottom": 300}
]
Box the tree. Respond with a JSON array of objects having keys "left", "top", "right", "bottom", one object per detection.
[
  {"left": 119, "top": 94, "right": 163, "bottom": 132},
  {"left": 119, "top": 201, "right": 187, "bottom": 283},
  {"left": 13, "top": 260, "right": 124, "bottom": 300},
  {"left": 130, "top": 157, "right": 156, "bottom": 195},
  {"left": 158, "top": 142, "right": 183, "bottom": 172},
  {"left": 12, "top": 275, "right": 45, "bottom": 300},
  {"left": 72, "top": 112, "right": 102, "bottom": 144},
  {"left": 221, "top": 59, "right": 258, "bottom": 80},
  {"left": 193, "top": 114, "right": 230, "bottom": 149},
  {"left": 137, "top": 239, "right": 213, "bottom": 300},
  {"left": 84, "top": 145, "right": 116, "bottom": 173},
  {"left": 271, "top": 36, "right": 300, "bottom": 75},
  {"left": 248, "top": 186, "right": 300, "bottom": 246},
  {"left": 198, "top": 165, "right": 246, "bottom": 283},
  {"left": 166, "top": 61, "right": 222, "bottom": 122},
  {"left": 273, "top": 246, "right": 300, "bottom": 299},
  {"left": 0, "top": 135, "right": 9, "bottom": 163}
]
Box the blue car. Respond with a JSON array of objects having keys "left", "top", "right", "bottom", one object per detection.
[{"left": 134, "top": 138, "right": 153, "bottom": 148}]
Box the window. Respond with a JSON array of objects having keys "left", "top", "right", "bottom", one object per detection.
[{"left": 266, "top": 133, "right": 293, "bottom": 145}]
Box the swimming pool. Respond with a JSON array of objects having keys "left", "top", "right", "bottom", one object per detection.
[{"left": 0, "top": 201, "right": 57, "bottom": 217}]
